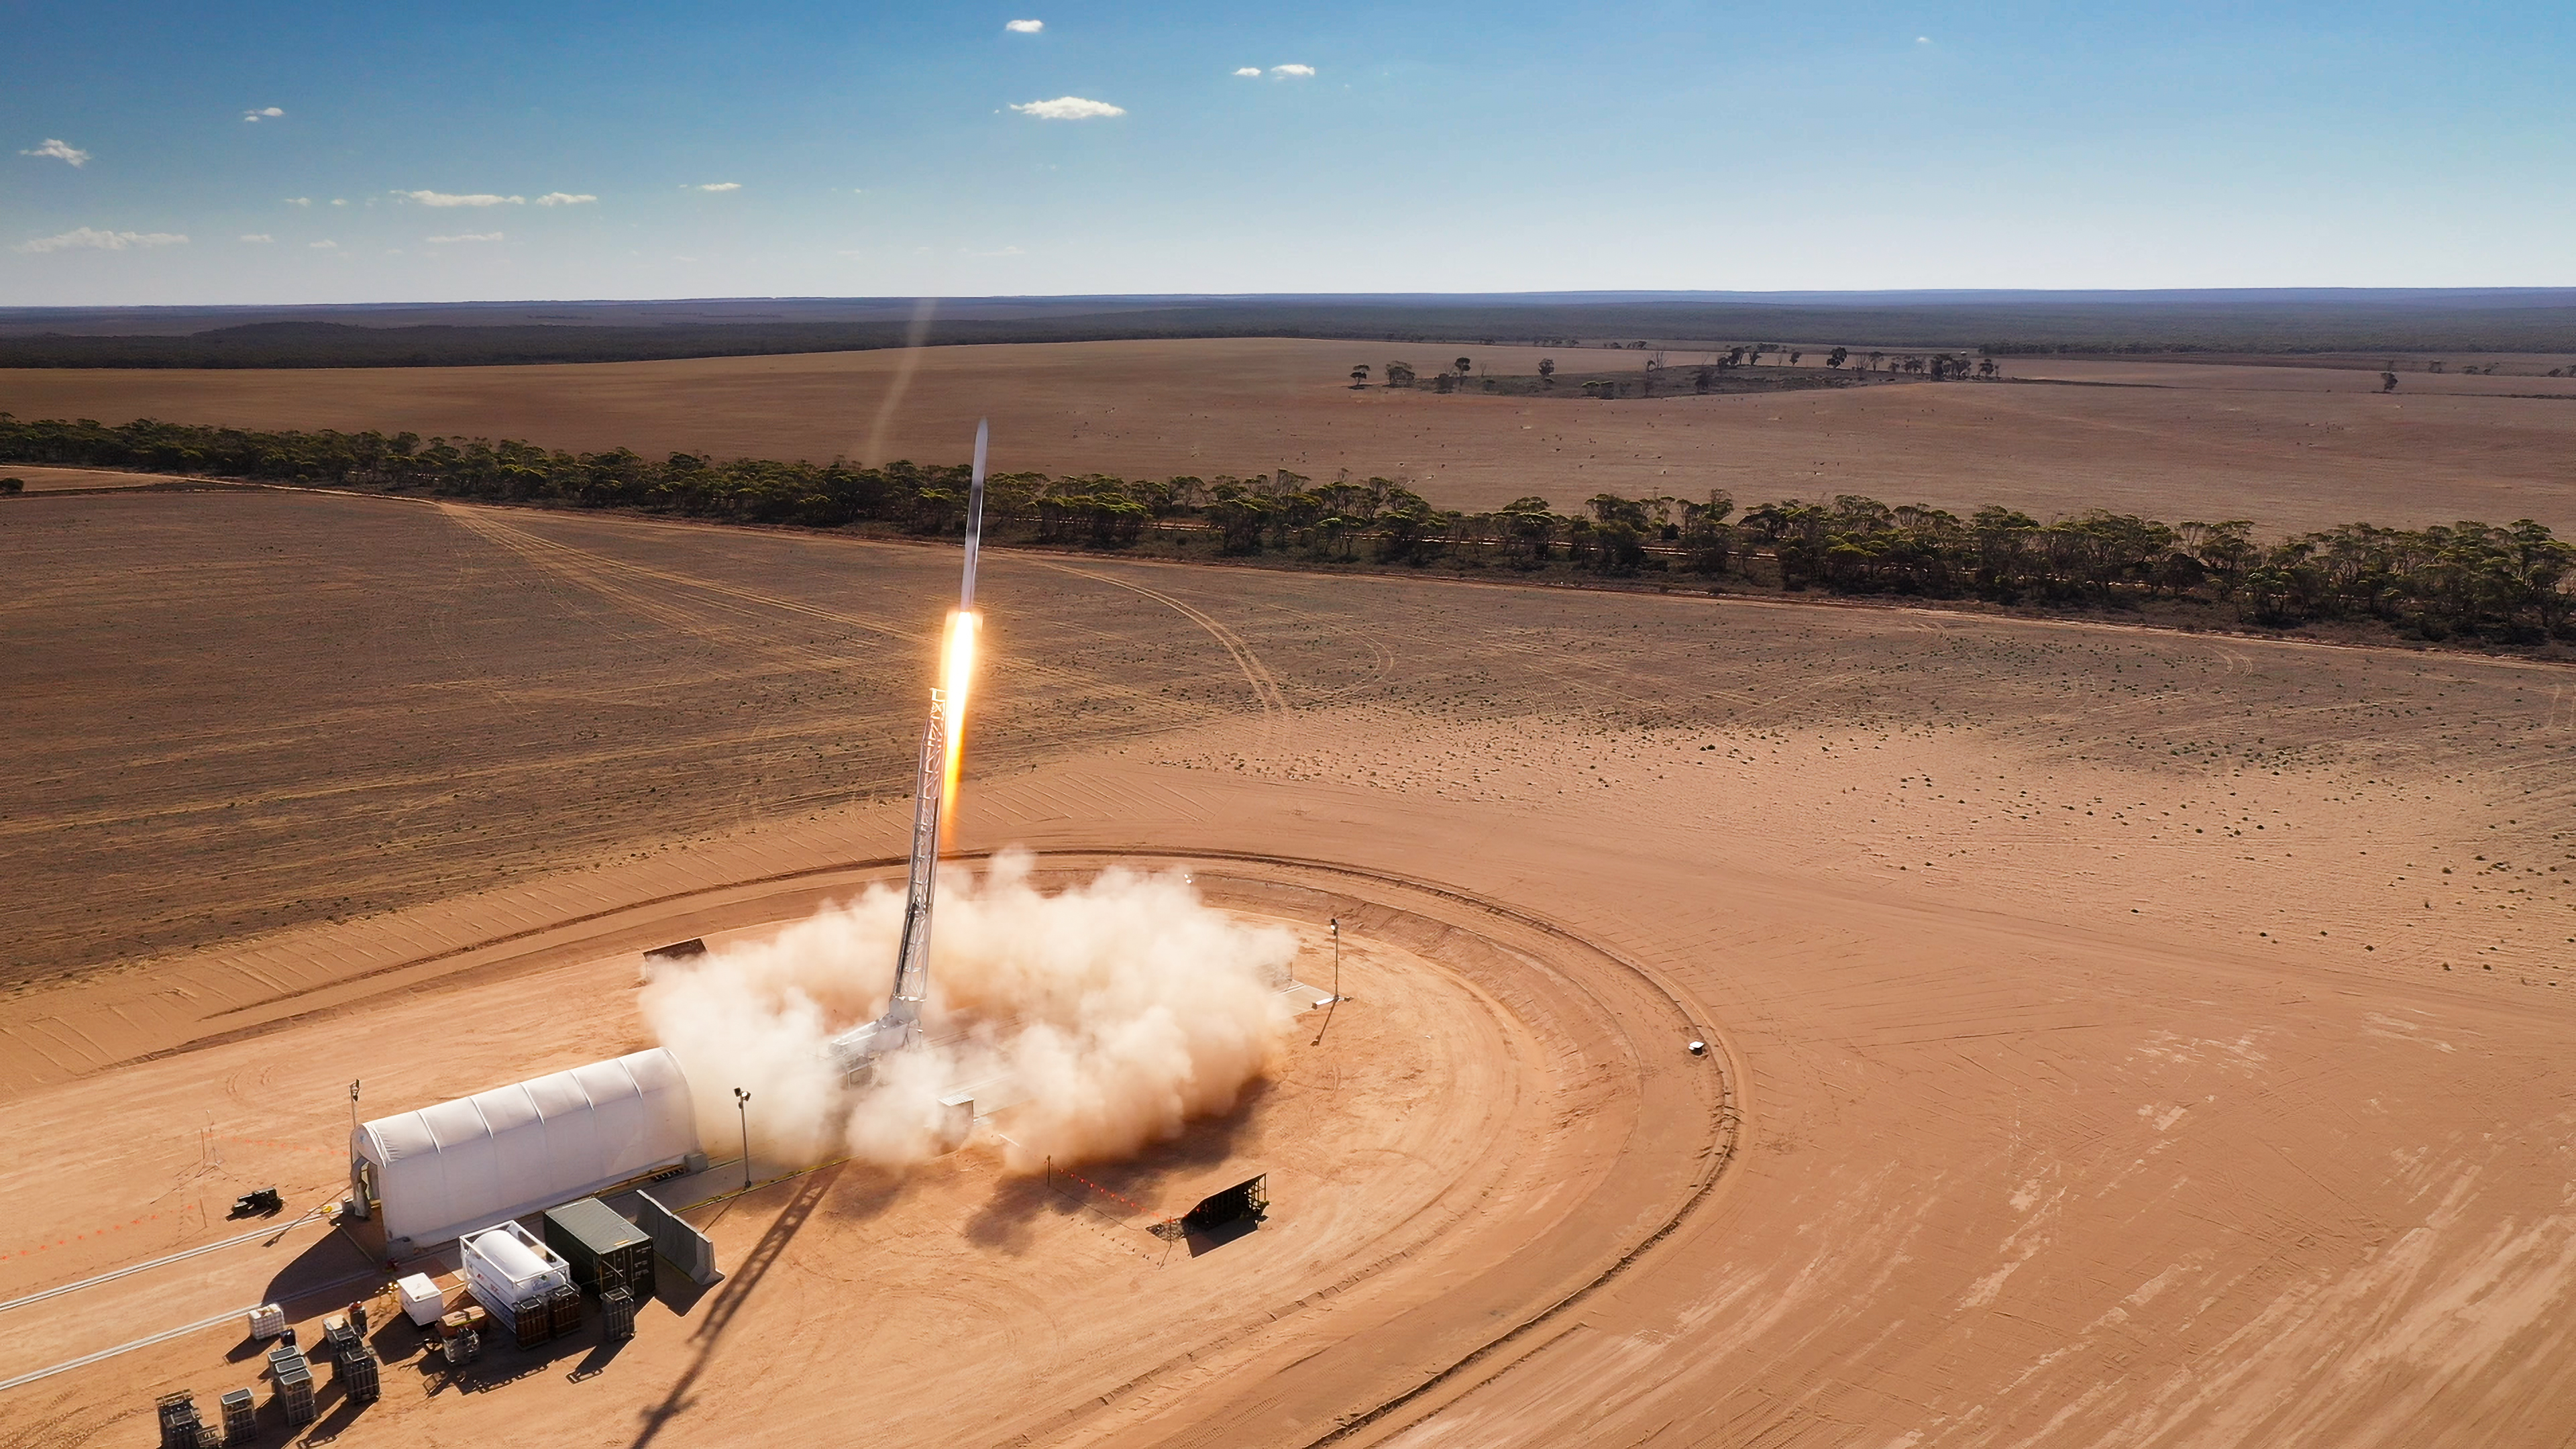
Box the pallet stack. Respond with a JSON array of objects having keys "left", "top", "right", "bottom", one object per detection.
[
  {"left": 268, "top": 1344, "right": 315, "bottom": 1428},
  {"left": 321, "top": 1312, "right": 364, "bottom": 1366},
  {"left": 154, "top": 1391, "right": 201, "bottom": 1449},
  {"left": 602, "top": 1285, "right": 637, "bottom": 1342},
  {"left": 548, "top": 1283, "right": 584, "bottom": 1338},
  {"left": 337, "top": 1344, "right": 382, "bottom": 1404},
  {"left": 508, "top": 1295, "right": 552, "bottom": 1350},
  {"left": 217, "top": 1389, "right": 256, "bottom": 1446}
]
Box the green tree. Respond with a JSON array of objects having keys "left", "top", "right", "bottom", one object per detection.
[
  {"left": 1350, "top": 364, "right": 1370, "bottom": 388},
  {"left": 1375, "top": 486, "right": 1444, "bottom": 564},
  {"left": 1538, "top": 357, "right": 1556, "bottom": 384},
  {"left": 1385, "top": 360, "right": 1417, "bottom": 388},
  {"left": 1678, "top": 492, "right": 1735, "bottom": 574},
  {"left": 1496, "top": 496, "right": 1557, "bottom": 566},
  {"left": 1204, "top": 482, "right": 1272, "bottom": 554},
  {"left": 1826, "top": 347, "right": 1849, "bottom": 369}
]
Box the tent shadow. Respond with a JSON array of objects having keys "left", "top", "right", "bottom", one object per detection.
[{"left": 258, "top": 1226, "right": 378, "bottom": 1307}]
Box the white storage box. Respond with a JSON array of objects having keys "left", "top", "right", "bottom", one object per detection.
[
  {"left": 395, "top": 1273, "right": 444, "bottom": 1326},
  {"left": 247, "top": 1303, "right": 286, "bottom": 1339},
  {"left": 460, "top": 1221, "right": 571, "bottom": 1319}
]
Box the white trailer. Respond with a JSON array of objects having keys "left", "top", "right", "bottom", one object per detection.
[{"left": 351, "top": 1047, "right": 700, "bottom": 1252}]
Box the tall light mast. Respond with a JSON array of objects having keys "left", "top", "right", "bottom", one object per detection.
[{"left": 829, "top": 421, "right": 987, "bottom": 1079}]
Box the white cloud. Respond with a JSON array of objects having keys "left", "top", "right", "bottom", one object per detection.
[
  {"left": 1270, "top": 64, "right": 1316, "bottom": 77},
  {"left": 694, "top": 181, "right": 743, "bottom": 192},
  {"left": 1005, "top": 18, "right": 1042, "bottom": 32},
  {"left": 16, "top": 227, "right": 186, "bottom": 253},
  {"left": 533, "top": 191, "right": 596, "bottom": 206},
  {"left": 286, "top": 197, "right": 311, "bottom": 207},
  {"left": 427, "top": 231, "right": 504, "bottom": 244},
  {"left": 309, "top": 239, "right": 337, "bottom": 249},
  {"left": 243, "top": 106, "right": 284, "bottom": 122},
  {"left": 19, "top": 138, "right": 91, "bottom": 167},
  {"left": 239, "top": 233, "right": 274, "bottom": 243},
  {"left": 329, "top": 198, "right": 347, "bottom": 206},
  {"left": 1917, "top": 35, "right": 1931, "bottom": 44},
  {"left": 1010, "top": 95, "right": 1124, "bottom": 120},
  {"left": 397, "top": 189, "right": 523, "bottom": 207},
  {"left": 1232, "top": 67, "right": 1260, "bottom": 76}
]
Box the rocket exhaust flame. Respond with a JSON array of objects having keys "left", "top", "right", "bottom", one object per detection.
[{"left": 938, "top": 608, "right": 979, "bottom": 833}]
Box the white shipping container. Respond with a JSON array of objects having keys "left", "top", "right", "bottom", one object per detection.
[{"left": 460, "top": 1221, "right": 570, "bottom": 1319}]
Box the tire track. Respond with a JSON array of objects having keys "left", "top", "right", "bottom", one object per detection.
[
  {"left": 1020, "top": 557, "right": 1290, "bottom": 718},
  {"left": 449, "top": 504, "right": 1211, "bottom": 722}
]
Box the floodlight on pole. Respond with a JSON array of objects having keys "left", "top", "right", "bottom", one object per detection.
[{"left": 733, "top": 1087, "right": 752, "bottom": 1191}]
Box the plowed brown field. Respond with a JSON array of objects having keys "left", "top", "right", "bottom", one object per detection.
[
  {"left": 6, "top": 337, "right": 2575, "bottom": 529},
  {"left": 4, "top": 488, "right": 2575, "bottom": 1448}
]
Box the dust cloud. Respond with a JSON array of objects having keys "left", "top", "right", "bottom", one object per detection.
[{"left": 640, "top": 851, "right": 1299, "bottom": 1173}]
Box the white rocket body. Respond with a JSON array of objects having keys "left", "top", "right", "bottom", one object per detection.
[{"left": 828, "top": 420, "right": 987, "bottom": 1081}]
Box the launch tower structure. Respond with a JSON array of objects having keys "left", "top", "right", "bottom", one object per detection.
[{"left": 827, "top": 421, "right": 988, "bottom": 1081}]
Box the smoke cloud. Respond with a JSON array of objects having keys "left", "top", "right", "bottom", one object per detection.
[{"left": 641, "top": 852, "right": 1299, "bottom": 1173}]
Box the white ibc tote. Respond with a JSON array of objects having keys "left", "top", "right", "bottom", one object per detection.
[{"left": 352, "top": 1048, "right": 700, "bottom": 1250}]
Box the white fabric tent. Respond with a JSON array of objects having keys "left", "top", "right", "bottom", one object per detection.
[{"left": 352, "top": 1048, "right": 700, "bottom": 1250}]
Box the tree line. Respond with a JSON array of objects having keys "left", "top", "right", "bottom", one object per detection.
[
  {"left": 1358, "top": 347, "right": 1998, "bottom": 391},
  {"left": 4, "top": 411, "right": 2567, "bottom": 645}
]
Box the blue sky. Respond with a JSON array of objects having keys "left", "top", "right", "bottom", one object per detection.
[{"left": 3, "top": 2, "right": 2571, "bottom": 305}]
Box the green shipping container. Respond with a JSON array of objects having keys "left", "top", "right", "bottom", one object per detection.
[{"left": 542, "top": 1197, "right": 656, "bottom": 1301}]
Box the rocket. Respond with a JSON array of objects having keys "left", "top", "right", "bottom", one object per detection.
[{"left": 827, "top": 420, "right": 988, "bottom": 1079}]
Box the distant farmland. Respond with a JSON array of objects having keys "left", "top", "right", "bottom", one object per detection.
[{"left": 6, "top": 337, "right": 2575, "bottom": 532}]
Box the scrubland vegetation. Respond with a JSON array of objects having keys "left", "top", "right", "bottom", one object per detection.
[{"left": 7, "top": 411, "right": 2569, "bottom": 647}]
